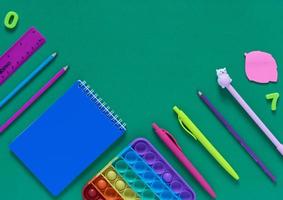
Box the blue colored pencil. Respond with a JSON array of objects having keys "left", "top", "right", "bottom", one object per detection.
[{"left": 0, "top": 52, "right": 57, "bottom": 108}]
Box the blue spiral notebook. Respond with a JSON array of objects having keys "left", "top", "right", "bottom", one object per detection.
[{"left": 9, "top": 80, "right": 126, "bottom": 196}]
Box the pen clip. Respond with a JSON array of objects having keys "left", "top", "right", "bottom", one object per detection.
[
  {"left": 178, "top": 116, "right": 197, "bottom": 140},
  {"left": 163, "top": 129, "right": 183, "bottom": 152}
]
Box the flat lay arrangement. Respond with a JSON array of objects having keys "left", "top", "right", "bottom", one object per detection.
[{"left": 1, "top": 1, "right": 283, "bottom": 200}]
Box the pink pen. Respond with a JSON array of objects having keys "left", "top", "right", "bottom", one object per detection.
[{"left": 152, "top": 123, "right": 216, "bottom": 199}]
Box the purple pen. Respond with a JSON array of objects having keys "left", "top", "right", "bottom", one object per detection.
[
  {"left": 198, "top": 91, "right": 276, "bottom": 182},
  {"left": 216, "top": 68, "right": 283, "bottom": 156}
]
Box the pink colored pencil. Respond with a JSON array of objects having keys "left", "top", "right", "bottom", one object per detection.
[{"left": 0, "top": 66, "right": 68, "bottom": 133}]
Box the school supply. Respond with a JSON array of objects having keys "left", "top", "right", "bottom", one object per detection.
[
  {"left": 216, "top": 68, "right": 283, "bottom": 156},
  {"left": 245, "top": 51, "right": 278, "bottom": 83},
  {"left": 152, "top": 123, "right": 216, "bottom": 198},
  {"left": 0, "top": 52, "right": 57, "bottom": 108},
  {"left": 4, "top": 11, "right": 19, "bottom": 29},
  {"left": 266, "top": 92, "right": 280, "bottom": 111},
  {"left": 0, "top": 66, "right": 67, "bottom": 133},
  {"left": 198, "top": 91, "right": 276, "bottom": 182},
  {"left": 0, "top": 27, "right": 45, "bottom": 85},
  {"left": 83, "top": 138, "right": 195, "bottom": 200},
  {"left": 10, "top": 80, "right": 126, "bottom": 196},
  {"left": 173, "top": 106, "right": 239, "bottom": 180}
]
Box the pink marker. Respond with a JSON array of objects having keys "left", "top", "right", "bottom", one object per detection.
[{"left": 152, "top": 123, "right": 216, "bottom": 199}]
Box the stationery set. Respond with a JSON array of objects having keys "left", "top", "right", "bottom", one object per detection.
[
  {"left": 1, "top": 27, "right": 126, "bottom": 196},
  {"left": 0, "top": 27, "right": 68, "bottom": 133},
  {"left": 1, "top": 21, "right": 281, "bottom": 200}
]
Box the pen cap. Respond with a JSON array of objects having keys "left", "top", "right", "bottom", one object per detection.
[{"left": 152, "top": 123, "right": 159, "bottom": 131}]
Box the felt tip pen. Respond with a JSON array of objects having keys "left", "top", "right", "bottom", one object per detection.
[
  {"left": 173, "top": 106, "right": 240, "bottom": 181},
  {"left": 152, "top": 123, "right": 216, "bottom": 198}
]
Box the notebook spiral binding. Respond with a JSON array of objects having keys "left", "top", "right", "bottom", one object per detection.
[{"left": 78, "top": 80, "right": 126, "bottom": 131}]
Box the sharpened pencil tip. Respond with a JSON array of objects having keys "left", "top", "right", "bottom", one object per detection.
[
  {"left": 52, "top": 52, "right": 57, "bottom": 57},
  {"left": 63, "top": 65, "right": 69, "bottom": 70},
  {"left": 197, "top": 91, "right": 202, "bottom": 96},
  {"left": 272, "top": 179, "right": 277, "bottom": 183}
]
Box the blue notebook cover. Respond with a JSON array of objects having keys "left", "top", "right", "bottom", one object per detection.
[{"left": 10, "top": 80, "right": 126, "bottom": 196}]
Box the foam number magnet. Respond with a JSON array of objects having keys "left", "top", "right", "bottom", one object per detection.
[
  {"left": 4, "top": 11, "right": 19, "bottom": 29},
  {"left": 266, "top": 92, "right": 280, "bottom": 111}
]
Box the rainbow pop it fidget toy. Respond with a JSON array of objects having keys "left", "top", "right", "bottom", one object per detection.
[{"left": 83, "top": 138, "right": 195, "bottom": 200}]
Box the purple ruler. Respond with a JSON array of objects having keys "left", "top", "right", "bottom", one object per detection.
[{"left": 0, "top": 27, "right": 45, "bottom": 85}]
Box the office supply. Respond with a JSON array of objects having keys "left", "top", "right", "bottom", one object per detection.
[
  {"left": 10, "top": 79, "right": 126, "bottom": 196},
  {"left": 173, "top": 106, "right": 240, "bottom": 180},
  {"left": 83, "top": 138, "right": 195, "bottom": 200},
  {"left": 0, "top": 52, "right": 57, "bottom": 108},
  {"left": 216, "top": 68, "right": 283, "bottom": 155},
  {"left": 0, "top": 27, "right": 45, "bottom": 85},
  {"left": 266, "top": 92, "right": 280, "bottom": 111},
  {"left": 4, "top": 11, "right": 19, "bottom": 29},
  {"left": 245, "top": 51, "right": 278, "bottom": 83},
  {"left": 198, "top": 91, "right": 276, "bottom": 182},
  {"left": 0, "top": 66, "right": 67, "bottom": 133},
  {"left": 152, "top": 123, "right": 216, "bottom": 198}
]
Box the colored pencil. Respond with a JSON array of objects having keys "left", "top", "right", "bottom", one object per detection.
[
  {"left": 0, "top": 52, "right": 57, "bottom": 108},
  {"left": 198, "top": 91, "right": 276, "bottom": 182},
  {"left": 0, "top": 66, "right": 68, "bottom": 133}
]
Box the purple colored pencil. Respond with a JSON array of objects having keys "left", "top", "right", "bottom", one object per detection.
[
  {"left": 0, "top": 66, "right": 68, "bottom": 133},
  {"left": 197, "top": 91, "right": 276, "bottom": 182}
]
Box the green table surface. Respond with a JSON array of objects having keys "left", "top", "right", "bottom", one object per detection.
[{"left": 1, "top": 0, "right": 283, "bottom": 199}]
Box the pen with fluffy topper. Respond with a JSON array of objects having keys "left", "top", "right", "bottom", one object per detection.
[{"left": 216, "top": 67, "right": 283, "bottom": 156}]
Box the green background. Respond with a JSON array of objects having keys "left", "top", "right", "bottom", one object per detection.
[{"left": 1, "top": 0, "right": 283, "bottom": 199}]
